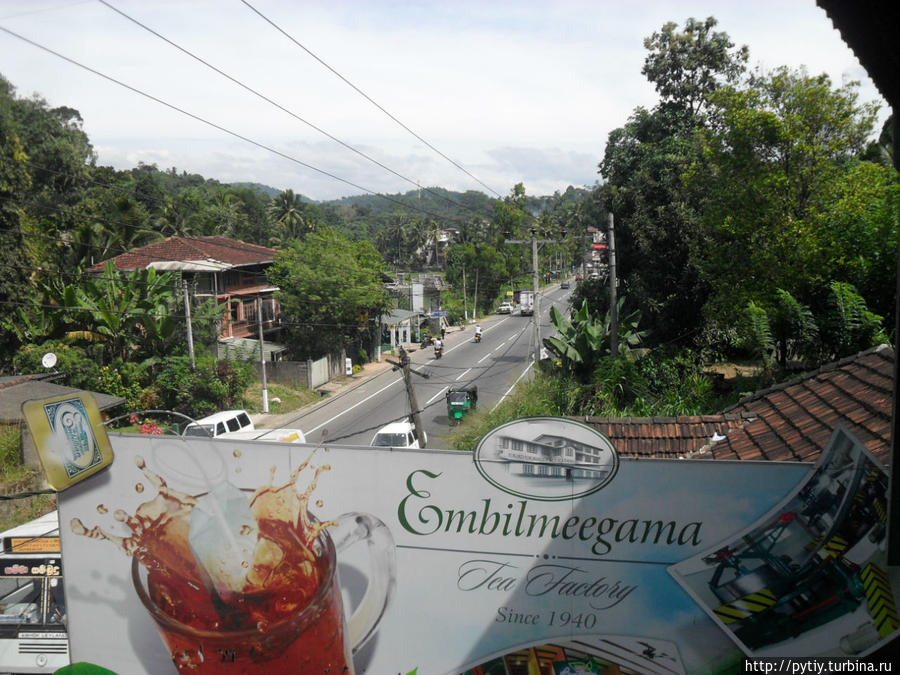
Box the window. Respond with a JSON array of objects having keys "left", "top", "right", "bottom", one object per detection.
[
  {"left": 226, "top": 417, "right": 240, "bottom": 432},
  {"left": 0, "top": 578, "right": 42, "bottom": 625},
  {"left": 236, "top": 413, "right": 252, "bottom": 429}
]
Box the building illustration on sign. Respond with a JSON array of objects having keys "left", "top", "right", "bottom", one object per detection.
[{"left": 495, "top": 432, "right": 612, "bottom": 480}]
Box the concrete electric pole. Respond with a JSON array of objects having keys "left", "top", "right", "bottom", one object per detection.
[{"left": 504, "top": 227, "right": 567, "bottom": 364}]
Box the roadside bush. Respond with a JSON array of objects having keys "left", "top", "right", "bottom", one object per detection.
[
  {"left": 153, "top": 354, "right": 250, "bottom": 419},
  {"left": 97, "top": 361, "right": 144, "bottom": 411}
]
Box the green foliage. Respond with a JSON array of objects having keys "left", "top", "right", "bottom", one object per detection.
[
  {"left": 13, "top": 340, "right": 101, "bottom": 391},
  {"left": 543, "top": 297, "right": 647, "bottom": 383},
  {"left": 736, "top": 301, "right": 774, "bottom": 365},
  {"left": 771, "top": 288, "right": 819, "bottom": 367},
  {"left": 445, "top": 243, "right": 509, "bottom": 317},
  {"left": 150, "top": 354, "right": 252, "bottom": 419},
  {"left": 453, "top": 351, "right": 715, "bottom": 451},
  {"left": 97, "top": 362, "right": 145, "bottom": 411},
  {"left": 690, "top": 66, "right": 881, "bottom": 325},
  {"left": 642, "top": 16, "right": 748, "bottom": 118},
  {"left": 820, "top": 281, "right": 886, "bottom": 359},
  {"left": 268, "top": 228, "right": 390, "bottom": 359}
]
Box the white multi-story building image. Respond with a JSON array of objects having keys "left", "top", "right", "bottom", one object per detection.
[{"left": 495, "top": 433, "right": 612, "bottom": 480}]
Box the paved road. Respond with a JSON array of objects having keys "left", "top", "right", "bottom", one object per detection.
[{"left": 276, "top": 283, "right": 573, "bottom": 450}]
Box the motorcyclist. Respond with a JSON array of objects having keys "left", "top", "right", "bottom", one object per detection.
[
  {"left": 433, "top": 337, "right": 443, "bottom": 357},
  {"left": 474, "top": 324, "right": 483, "bottom": 342}
]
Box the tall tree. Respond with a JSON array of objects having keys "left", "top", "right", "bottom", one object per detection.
[
  {"left": 598, "top": 17, "right": 750, "bottom": 347},
  {"left": 642, "top": 16, "right": 748, "bottom": 120},
  {"left": 688, "top": 67, "right": 882, "bottom": 323},
  {"left": 268, "top": 228, "right": 390, "bottom": 359}
]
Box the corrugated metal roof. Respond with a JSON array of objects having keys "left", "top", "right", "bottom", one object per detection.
[{"left": 0, "top": 378, "right": 126, "bottom": 423}]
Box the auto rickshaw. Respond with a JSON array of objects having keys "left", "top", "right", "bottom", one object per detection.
[{"left": 446, "top": 386, "right": 477, "bottom": 425}]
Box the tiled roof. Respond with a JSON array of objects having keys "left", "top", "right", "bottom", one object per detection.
[
  {"left": 90, "top": 236, "right": 278, "bottom": 272},
  {"left": 714, "top": 345, "right": 893, "bottom": 466},
  {"left": 574, "top": 414, "right": 750, "bottom": 459},
  {"left": 576, "top": 345, "right": 893, "bottom": 466}
]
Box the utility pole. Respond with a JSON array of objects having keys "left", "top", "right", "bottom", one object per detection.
[
  {"left": 608, "top": 213, "right": 618, "bottom": 358},
  {"left": 504, "top": 227, "right": 567, "bottom": 364},
  {"left": 183, "top": 279, "right": 195, "bottom": 370},
  {"left": 473, "top": 268, "right": 479, "bottom": 321},
  {"left": 531, "top": 233, "right": 540, "bottom": 364},
  {"left": 463, "top": 266, "right": 468, "bottom": 322},
  {"left": 257, "top": 297, "right": 269, "bottom": 413},
  {"left": 390, "top": 346, "right": 428, "bottom": 447}
]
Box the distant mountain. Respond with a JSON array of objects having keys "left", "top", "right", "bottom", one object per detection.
[
  {"left": 322, "top": 187, "right": 497, "bottom": 222},
  {"left": 229, "top": 182, "right": 314, "bottom": 202}
]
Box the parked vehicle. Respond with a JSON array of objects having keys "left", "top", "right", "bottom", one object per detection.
[
  {"left": 446, "top": 386, "right": 477, "bottom": 425},
  {"left": 496, "top": 302, "right": 514, "bottom": 314},
  {"left": 183, "top": 410, "right": 254, "bottom": 438},
  {"left": 0, "top": 511, "right": 69, "bottom": 674},
  {"left": 369, "top": 421, "right": 425, "bottom": 448},
  {"left": 519, "top": 290, "right": 535, "bottom": 316}
]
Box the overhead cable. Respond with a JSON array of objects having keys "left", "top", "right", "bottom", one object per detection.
[{"left": 240, "top": 0, "right": 503, "bottom": 198}]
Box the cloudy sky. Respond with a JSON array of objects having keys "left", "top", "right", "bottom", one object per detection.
[{"left": 0, "top": 0, "right": 889, "bottom": 201}]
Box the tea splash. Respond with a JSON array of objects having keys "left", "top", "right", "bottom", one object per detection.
[{"left": 71, "top": 447, "right": 350, "bottom": 672}]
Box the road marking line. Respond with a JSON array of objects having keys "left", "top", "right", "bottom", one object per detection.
[
  {"left": 426, "top": 387, "right": 448, "bottom": 405},
  {"left": 455, "top": 368, "right": 472, "bottom": 381},
  {"left": 306, "top": 377, "right": 402, "bottom": 433},
  {"left": 492, "top": 359, "right": 534, "bottom": 412},
  {"left": 477, "top": 352, "right": 492, "bottom": 364}
]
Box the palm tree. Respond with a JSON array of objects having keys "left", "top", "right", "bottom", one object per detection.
[{"left": 267, "top": 189, "right": 307, "bottom": 244}]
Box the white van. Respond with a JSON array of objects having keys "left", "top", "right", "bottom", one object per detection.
[
  {"left": 369, "top": 421, "right": 426, "bottom": 449},
  {"left": 183, "top": 410, "right": 254, "bottom": 438}
]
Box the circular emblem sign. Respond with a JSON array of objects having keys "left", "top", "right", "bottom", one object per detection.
[{"left": 474, "top": 417, "right": 619, "bottom": 502}]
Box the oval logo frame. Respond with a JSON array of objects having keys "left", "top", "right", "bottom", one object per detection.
[{"left": 474, "top": 416, "right": 619, "bottom": 502}]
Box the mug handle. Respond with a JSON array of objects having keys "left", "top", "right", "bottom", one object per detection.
[{"left": 331, "top": 512, "right": 397, "bottom": 652}]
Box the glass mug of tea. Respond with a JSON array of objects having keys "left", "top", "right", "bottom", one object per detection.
[{"left": 132, "top": 511, "right": 395, "bottom": 674}]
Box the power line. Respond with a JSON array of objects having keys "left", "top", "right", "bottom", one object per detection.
[
  {"left": 0, "top": 24, "right": 468, "bottom": 224},
  {"left": 96, "top": 0, "right": 483, "bottom": 220},
  {"left": 240, "top": 0, "right": 504, "bottom": 199}
]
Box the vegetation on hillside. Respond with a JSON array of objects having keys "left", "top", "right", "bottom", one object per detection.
[{"left": 0, "top": 12, "right": 896, "bottom": 467}]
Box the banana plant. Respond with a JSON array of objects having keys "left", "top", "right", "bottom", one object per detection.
[{"left": 543, "top": 298, "right": 647, "bottom": 382}]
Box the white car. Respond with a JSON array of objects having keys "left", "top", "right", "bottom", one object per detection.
[
  {"left": 183, "top": 409, "right": 254, "bottom": 438},
  {"left": 497, "top": 302, "right": 514, "bottom": 314},
  {"left": 369, "top": 421, "right": 426, "bottom": 449}
]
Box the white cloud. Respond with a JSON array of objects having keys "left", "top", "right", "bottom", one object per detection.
[{"left": 0, "top": 0, "right": 887, "bottom": 200}]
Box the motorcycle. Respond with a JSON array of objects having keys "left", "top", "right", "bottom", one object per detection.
[
  {"left": 474, "top": 332, "right": 482, "bottom": 343},
  {"left": 421, "top": 335, "right": 434, "bottom": 349},
  {"left": 434, "top": 345, "right": 443, "bottom": 359}
]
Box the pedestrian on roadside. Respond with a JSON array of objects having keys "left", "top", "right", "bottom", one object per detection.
[{"left": 441, "top": 325, "right": 446, "bottom": 340}]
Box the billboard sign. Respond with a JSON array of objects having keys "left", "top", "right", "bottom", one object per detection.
[{"left": 56, "top": 420, "right": 895, "bottom": 674}]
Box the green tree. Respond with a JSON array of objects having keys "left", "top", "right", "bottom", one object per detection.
[
  {"left": 268, "top": 228, "right": 390, "bottom": 359},
  {"left": 268, "top": 189, "right": 310, "bottom": 244},
  {"left": 598, "top": 17, "right": 748, "bottom": 346},
  {"left": 642, "top": 16, "right": 748, "bottom": 119},
  {"left": 689, "top": 67, "right": 881, "bottom": 325}
]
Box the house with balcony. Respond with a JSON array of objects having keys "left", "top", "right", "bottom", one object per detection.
[{"left": 89, "top": 236, "right": 285, "bottom": 359}]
